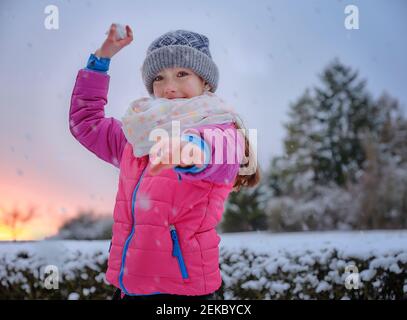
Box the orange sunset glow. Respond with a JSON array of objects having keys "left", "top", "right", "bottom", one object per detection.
[{"left": 0, "top": 170, "right": 117, "bottom": 241}]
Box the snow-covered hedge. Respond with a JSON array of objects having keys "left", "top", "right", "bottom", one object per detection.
[
  {"left": 219, "top": 248, "right": 406, "bottom": 299},
  {"left": 1, "top": 231, "right": 406, "bottom": 299},
  {"left": 0, "top": 241, "right": 113, "bottom": 299}
]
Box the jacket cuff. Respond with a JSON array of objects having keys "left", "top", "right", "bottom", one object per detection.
[
  {"left": 173, "top": 133, "right": 211, "bottom": 174},
  {"left": 85, "top": 53, "right": 110, "bottom": 73}
]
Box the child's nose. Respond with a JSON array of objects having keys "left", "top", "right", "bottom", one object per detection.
[{"left": 164, "top": 84, "right": 178, "bottom": 98}]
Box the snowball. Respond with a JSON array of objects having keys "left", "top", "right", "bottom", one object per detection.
[
  {"left": 105, "top": 23, "right": 127, "bottom": 40},
  {"left": 114, "top": 24, "right": 127, "bottom": 40}
]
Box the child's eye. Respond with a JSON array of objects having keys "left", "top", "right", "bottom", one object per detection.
[
  {"left": 153, "top": 75, "right": 163, "bottom": 82},
  {"left": 177, "top": 71, "right": 189, "bottom": 77}
]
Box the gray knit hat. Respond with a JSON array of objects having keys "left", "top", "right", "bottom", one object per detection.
[{"left": 141, "top": 30, "right": 219, "bottom": 96}]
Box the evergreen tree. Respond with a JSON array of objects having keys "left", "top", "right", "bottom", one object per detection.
[
  {"left": 267, "top": 59, "right": 407, "bottom": 231},
  {"left": 220, "top": 184, "right": 269, "bottom": 233},
  {"left": 269, "top": 90, "right": 320, "bottom": 196},
  {"left": 269, "top": 59, "right": 381, "bottom": 194},
  {"left": 312, "top": 60, "right": 373, "bottom": 185}
]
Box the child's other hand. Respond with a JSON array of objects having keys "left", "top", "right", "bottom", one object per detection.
[
  {"left": 94, "top": 23, "right": 133, "bottom": 59},
  {"left": 149, "top": 137, "right": 205, "bottom": 176}
]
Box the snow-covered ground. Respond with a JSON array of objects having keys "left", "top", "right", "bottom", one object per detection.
[
  {"left": 1, "top": 230, "right": 407, "bottom": 263},
  {"left": 1, "top": 230, "right": 406, "bottom": 299},
  {"left": 220, "top": 230, "right": 407, "bottom": 257}
]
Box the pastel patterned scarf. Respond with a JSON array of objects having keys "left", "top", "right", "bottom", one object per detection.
[{"left": 121, "top": 91, "right": 242, "bottom": 157}]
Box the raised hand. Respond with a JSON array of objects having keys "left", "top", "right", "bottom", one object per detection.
[{"left": 94, "top": 23, "right": 133, "bottom": 59}]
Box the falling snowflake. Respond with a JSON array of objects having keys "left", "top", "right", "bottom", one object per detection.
[
  {"left": 112, "top": 157, "right": 119, "bottom": 167},
  {"left": 71, "top": 126, "right": 79, "bottom": 134},
  {"left": 76, "top": 99, "right": 86, "bottom": 107},
  {"left": 24, "top": 133, "right": 32, "bottom": 141},
  {"left": 171, "top": 208, "right": 177, "bottom": 216},
  {"left": 138, "top": 193, "right": 151, "bottom": 210}
]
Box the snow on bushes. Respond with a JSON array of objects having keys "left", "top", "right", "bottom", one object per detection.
[{"left": 0, "top": 231, "right": 406, "bottom": 299}]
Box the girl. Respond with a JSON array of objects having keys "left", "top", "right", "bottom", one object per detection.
[{"left": 69, "top": 24, "right": 260, "bottom": 300}]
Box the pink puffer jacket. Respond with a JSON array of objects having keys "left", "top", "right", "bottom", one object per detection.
[{"left": 69, "top": 69, "right": 243, "bottom": 296}]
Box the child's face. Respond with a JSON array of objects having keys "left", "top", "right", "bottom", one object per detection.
[{"left": 152, "top": 67, "right": 209, "bottom": 99}]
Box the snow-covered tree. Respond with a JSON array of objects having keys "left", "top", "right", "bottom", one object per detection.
[
  {"left": 267, "top": 60, "right": 407, "bottom": 231},
  {"left": 356, "top": 93, "right": 407, "bottom": 229},
  {"left": 269, "top": 89, "right": 320, "bottom": 196},
  {"left": 270, "top": 59, "right": 380, "bottom": 195}
]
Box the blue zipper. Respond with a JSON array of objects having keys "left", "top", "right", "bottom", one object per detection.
[
  {"left": 169, "top": 224, "right": 189, "bottom": 279},
  {"left": 118, "top": 163, "right": 162, "bottom": 296}
]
